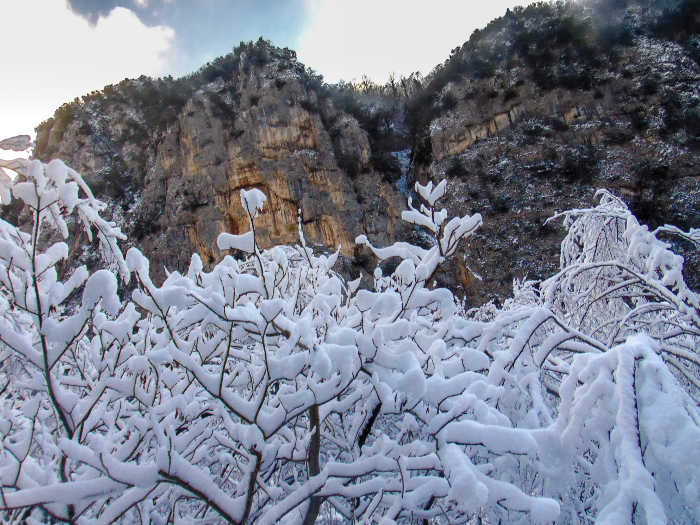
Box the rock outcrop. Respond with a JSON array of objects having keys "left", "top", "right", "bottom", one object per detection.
[
  {"left": 405, "top": 1, "right": 700, "bottom": 302},
  {"left": 34, "top": 42, "right": 406, "bottom": 283}
]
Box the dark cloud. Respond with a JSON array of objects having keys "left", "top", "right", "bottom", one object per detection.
[
  {"left": 66, "top": 0, "right": 133, "bottom": 24},
  {"left": 66, "top": 0, "right": 309, "bottom": 75}
]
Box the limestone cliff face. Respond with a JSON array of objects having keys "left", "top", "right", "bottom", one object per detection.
[
  {"left": 35, "top": 43, "right": 405, "bottom": 283},
  {"left": 428, "top": 80, "right": 602, "bottom": 163},
  {"left": 429, "top": 43, "right": 665, "bottom": 164}
]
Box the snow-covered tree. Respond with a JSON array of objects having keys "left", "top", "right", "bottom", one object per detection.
[{"left": 0, "top": 153, "right": 697, "bottom": 524}]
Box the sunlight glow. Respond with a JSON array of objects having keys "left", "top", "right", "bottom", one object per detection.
[
  {"left": 297, "top": 0, "right": 534, "bottom": 83},
  {"left": 0, "top": 0, "right": 174, "bottom": 141}
]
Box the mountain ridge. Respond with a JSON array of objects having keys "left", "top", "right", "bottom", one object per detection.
[{"left": 29, "top": 0, "right": 699, "bottom": 302}]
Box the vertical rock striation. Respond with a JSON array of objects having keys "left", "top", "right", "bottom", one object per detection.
[{"left": 34, "top": 41, "right": 406, "bottom": 283}]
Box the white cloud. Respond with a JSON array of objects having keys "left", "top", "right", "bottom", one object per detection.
[
  {"left": 296, "top": 0, "right": 534, "bottom": 84},
  {"left": 0, "top": 0, "right": 174, "bottom": 141}
]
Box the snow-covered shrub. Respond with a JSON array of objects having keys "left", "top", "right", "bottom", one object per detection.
[
  {"left": 541, "top": 190, "right": 699, "bottom": 397},
  {"left": 0, "top": 153, "right": 697, "bottom": 524}
]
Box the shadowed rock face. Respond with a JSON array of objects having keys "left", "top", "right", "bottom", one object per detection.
[
  {"left": 34, "top": 44, "right": 407, "bottom": 284},
  {"left": 414, "top": 30, "right": 700, "bottom": 302}
]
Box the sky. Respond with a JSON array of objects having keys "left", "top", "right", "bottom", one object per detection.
[{"left": 0, "top": 0, "right": 534, "bottom": 145}]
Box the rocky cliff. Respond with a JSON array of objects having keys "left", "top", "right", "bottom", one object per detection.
[
  {"left": 403, "top": 0, "right": 699, "bottom": 302},
  {"left": 31, "top": 0, "right": 699, "bottom": 303},
  {"left": 34, "top": 41, "right": 406, "bottom": 284}
]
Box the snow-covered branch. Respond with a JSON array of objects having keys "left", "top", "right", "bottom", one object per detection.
[{"left": 0, "top": 157, "right": 697, "bottom": 524}]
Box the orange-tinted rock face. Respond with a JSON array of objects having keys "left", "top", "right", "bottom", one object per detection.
[{"left": 36, "top": 45, "right": 406, "bottom": 283}]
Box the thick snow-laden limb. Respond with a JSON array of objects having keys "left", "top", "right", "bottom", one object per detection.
[
  {"left": 0, "top": 478, "right": 126, "bottom": 509},
  {"left": 538, "top": 336, "right": 699, "bottom": 524},
  {"left": 415, "top": 179, "right": 447, "bottom": 207},
  {"left": 543, "top": 189, "right": 699, "bottom": 400},
  {"left": 1, "top": 160, "right": 698, "bottom": 524},
  {"left": 654, "top": 224, "right": 700, "bottom": 247}
]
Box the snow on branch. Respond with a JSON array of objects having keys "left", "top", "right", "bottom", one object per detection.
[
  {"left": 357, "top": 179, "right": 482, "bottom": 286},
  {"left": 0, "top": 159, "right": 697, "bottom": 524}
]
